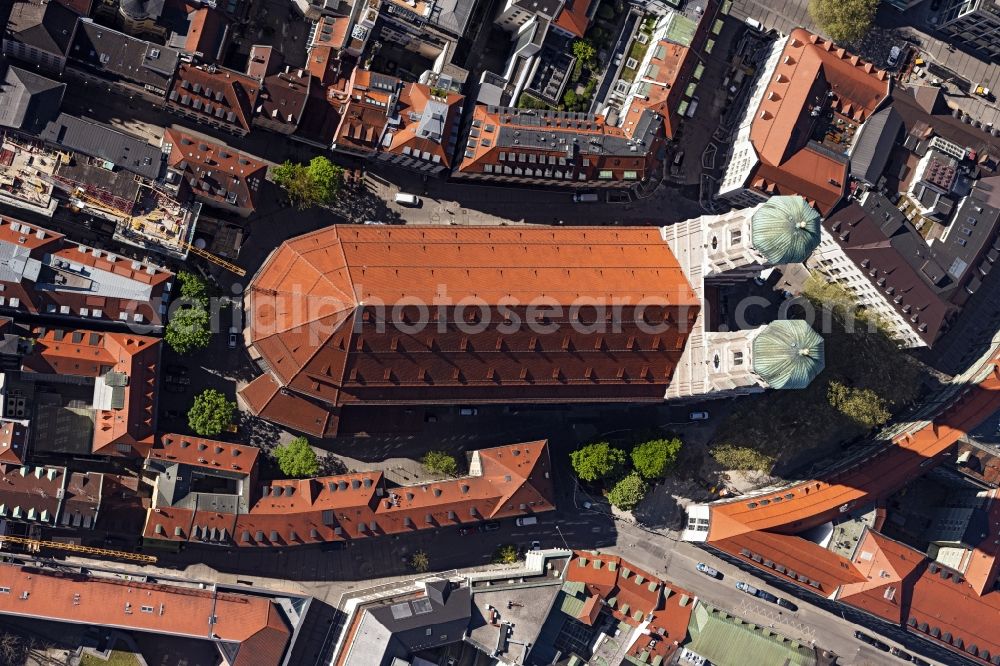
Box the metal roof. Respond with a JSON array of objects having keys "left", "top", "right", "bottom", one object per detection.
[
  {"left": 850, "top": 106, "right": 903, "bottom": 186},
  {"left": 39, "top": 113, "right": 164, "bottom": 180},
  {"left": 752, "top": 320, "right": 825, "bottom": 390},
  {"left": 750, "top": 195, "right": 822, "bottom": 265}
]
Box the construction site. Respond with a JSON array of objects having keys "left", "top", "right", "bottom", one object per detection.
[
  {"left": 0, "top": 134, "right": 59, "bottom": 217},
  {"left": 0, "top": 132, "right": 202, "bottom": 262}
]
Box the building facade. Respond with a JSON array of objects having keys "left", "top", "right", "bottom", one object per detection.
[{"left": 937, "top": 0, "right": 1000, "bottom": 62}]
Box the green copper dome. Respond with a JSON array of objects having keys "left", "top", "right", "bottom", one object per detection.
[
  {"left": 752, "top": 320, "right": 825, "bottom": 390},
  {"left": 750, "top": 196, "right": 822, "bottom": 265}
]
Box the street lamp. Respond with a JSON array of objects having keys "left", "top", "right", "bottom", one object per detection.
[{"left": 555, "top": 524, "right": 569, "bottom": 549}]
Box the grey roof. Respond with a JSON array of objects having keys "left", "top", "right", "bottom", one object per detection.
[
  {"left": 39, "top": 113, "right": 164, "bottom": 180},
  {"left": 427, "top": 0, "right": 476, "bottom": 37},
  {"left": 69, "top": 19, "right": 179, "bottom": 92},
  {"left": 750, "top": 195, "right": 822, "bottom": 264},
  {"left": 931, "top": 195, "right": 1000, "bottom": 286},
  {"left": 5, "top": 0, "right": 77, "bottom": 57},
  {"left": 347, "top": 582, "right": 471, "bottom": 666},
  {"left": 119, "top": 0, "right": 166, "bottom": 21},
  {"left": 0, "top": 62, "right": 65, "bottom": 133},
  {"left": 752, "top": 320, "right": 825, "bottom": 390},
  {"left": 416, "top": 99, "right": 450, "bottom": 143},
  {"left": 511, "top": 0, "right": 563, "bottom": 17},
  {"left": 850, "top": 106, "right": 903, "bottom": 186},
  {"left": 489, "top": 106, "right": 655, "bottom": 156}
]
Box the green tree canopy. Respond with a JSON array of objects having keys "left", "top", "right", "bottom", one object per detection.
[
  {"left": 631, "top": 437, "right": 683, "bottom": 479},
  {"left": 272, "top": 156, "right": 344, "bottom": 209},
  {"left": 827, "top": 380, "right": 891, "bottom": 428},
  {"left": 176, "top": 270, "right": 209, "bottom": 308},
  {"left": 274, "top": 436, "right": 320, "bottom": 477},
  {"left": 710, "top": 444, "right": 775, "bottom": 472},
  {"left": 808, "top": 0, "right": 878, "bottom": 44},
  {"left": 410, "top": 550, "right": 430, "bottom": 572},
  {"left": 608, "top": 473, "right": 648, "bottom": 511},
  {"left": 187, "top": 388, "right": 235, "bottom": 437},
  {"left": 572, "top": 40, "right": 596, "bottom": 65},
  {"left": 492, "top": 544, "right": 520, "bottom": 564},
  {"left": 421, "top": 450, "right": 459, "bottom": 476},
  {"left": 165, "top": 306, "right": 211, "bottom": 355},
  {"left": 570, "top": 441, "right": 627, "bottom": 483}
]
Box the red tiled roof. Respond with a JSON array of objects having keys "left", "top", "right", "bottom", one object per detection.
[
  {"left": 182, "top": 7, "right": 226, "bottom": 60},
  {"left": 143, "top": 439, "right": 555, "bottom": 547},
  {"left": 554, "top": 0, "right": 594, "bottom": 38},
  {"left": 149, "top": 433, "right": 260, "bottom": 474},
  {"left": 311, "top": 15, "right": 351, "bottom": 52},
  {"left": 0, "top": 420, "right": 29, "bottom": 464},
  {"left": 383, "top": 83, "right": 463, "bottom": 169},
  {"left": 332, "top": 68, "right": 398, "bottom": 155},
  {"left": 567, "top": 551, "right": 693, "bottom": 653},
  {"left": 23, "top": 328, "right": 159, "bottom": 456},
  {"left": 258, "top": 68, "right": 311, "bottom": 129},
  {"left": 703, "top": 349, "right": 1000, "bottom": 665},
  {"left": 0, "top": 562, "right": 291, "bottom": 664},
  {"left": 169, "top": 63, "right": 260, "bottom": 134},
  {"left": 746, "top": 29, "right": 890, "bottom": 214},
  {"left": 242, "top": 225, "right": 698, "bottom": 434},
  {"left": 622, "top": 40, "right": 691, "bottom": 141},
  {"left": 963, "top": 491, "right": 1000, "bottom": 596},
  {"left": 163, "top": 128, "right": 266, "bottom": 213},
  {"left": 0, "top": 216, "right": 172, "bottom": 327}
]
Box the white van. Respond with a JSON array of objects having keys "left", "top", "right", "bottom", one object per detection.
[
  {"left": 515, "top": 516, "right": 538, "bottom": 526},
  {"left": 744, "top": 17, "right": 764, "bottom": 31},
  {"left": 394, "top": 192, "right": 421, "bottom": 206},
  {"left": 573, "top": 192, "right": 600, "bottom": 203}
]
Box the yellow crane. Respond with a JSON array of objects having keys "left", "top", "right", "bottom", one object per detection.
[
  {"left": 181, "top": 242, "right": 246, "bottom": 277},
  {"left": 0, "top": 535, "right": 157, "bottom": 564}
]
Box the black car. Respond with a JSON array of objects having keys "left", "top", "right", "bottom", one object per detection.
[
  {"left": 890, "top": 646, "right": 913, "bottom": 661},
  {"left": 479, "top": 522, "right": 501, "bottom": 532},
  {"left": 854, "top": 631, "right": 890, "bottom": 651},
  {"left": 757, "top": 590, "right": 778, "bottom": 603},
  {"left": 776, "top": 598, "right": 798, "bottom": 611}
]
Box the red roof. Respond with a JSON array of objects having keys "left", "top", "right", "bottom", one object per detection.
[
  {"left": 168, "top": 63, "right": 260, "bottom": 135},
  {"left": 23, "top": 328, "right": 159, "bottom": 457},
  {"left": 332, "top": 69, "right": 399, "bottom": 156},
  {"left": 383, "top": 83, "right": 463, "bottom": 168},
  {"left": 554, "top": 0, "right": 595, "bottom": 38},
  {"left": 149, "top": 433, "right": 260, "bottom": 474},
  {"left": 0, "top": 562, "right": 291, "bottom": 665},
  {"left": 622, "top": 40, "right": 692, "bottom": 141},
  {"left": 702, "top": 349, "right": 1000, "bottom": 665},
  {"left": 241, "top": 225, "right": 698, "bottom": 435},
  {"left": 0, "top": 419, "right": 29, "bottom": 464},
  {"left": 745, "top": 29, "right": 890, "bottom": 214},
  {"left": 143, "top": 439, "right": 555, "bottom": 547},
  {"left": 163, "top": 128, "right": 266, "bottom": 213}
]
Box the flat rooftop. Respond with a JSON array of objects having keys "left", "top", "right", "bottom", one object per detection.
[{"left": 468, "top": 581, "right": 562, "bottom": 664}]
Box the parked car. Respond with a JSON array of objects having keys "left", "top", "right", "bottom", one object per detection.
[
  {"left": 911, "top": 657, "right": 931, "bottom": 666},
  {"left": 775, "top": 597, "right": 798, "bottom": 611},
  {"left": 735, "top": 581, "right": 759, "bottom": 595},
  {"left": 756, "top": 590, "right": 778, "bottom": 603},
  {"left": 689, "top": 411, "right": 709, "bottom": 421},
  {"left": 890, "top": 647, "right": 913, "bottom": 661},
  {"left": 394, "top": 192, "right": 421, "bottom": 206},
  {"left": 854, "top": 631, "right": 890, "bottom": 651},
  {"left": 480, "top": 522, "right": 501, "bottom": 532},
  {"left": 530, "top": 541, "right": 541, "bottom": 551},
  {"left": 887, "top": 45, "right": 902, "bottom": 67},
  {"left": 459, "top": 407, "right": 479, "bottom": 416},
  {"left": 515, "top": 516, "right": 538, "bottom": 527},
  {"left": 573, "top": 192, "right": 599, "bottom": 203},
  {"left": 228, "top": 330, "right": 239, "bottom": 349},
  {"left": 696, "top": 562, "right": 721, "bottom": 578}
]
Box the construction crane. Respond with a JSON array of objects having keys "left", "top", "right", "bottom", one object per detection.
[
  {"left": 180, "top": 241, "right": 246, "bottom": 276},
  {"left": 0, "top": 535, "right": 157, "bottom": 564}
]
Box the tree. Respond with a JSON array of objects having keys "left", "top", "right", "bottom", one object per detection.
[
  {"left": 710, "top": 444, "right": 775, "bottom": 472},
  {"left": 570, "top": 442, "right": 627, "bottom": 483},
  {"left": 608, "top": 473, "right": 648, "bottom": 511},
  {"left": 492, "top": 544, "right": 520, "bottom": 564},
  {"left": 187, "top": 388, "right": 235, "bottom": 437},
  {"left": 827, "top": 381, "right": 891, "bottom": 428},
  {"left": 808, "top": 0, "right": 879, "bottom": 44},
  {"left": 410, "top": 550, "right": 430, "bottom": 572},
  {"left": 165, "top": 306, "right": 211, "bottom": 355},
  {"left": 176, "top": 270, "right": 209, "bottom": 308},
  {"left": 421, "top": 450, "right": 459, "bottom": 476},
  {"left": 598, "top": 3, "right": 616, "bottom": 21},
  {"left": 631, "top": 438, "right": 682, "bottom": 479},
  {"left": 274, "top": 437, "right": 320, "bottom": 477},
  {"left": 571, "top": 40, "right": 596, "bottom": 80},
  {"left": 272, "top": 156, "right": 343, "bottom": 209},
  {"left": 562, "top": 89, "right": 579, "bottom": 109}
]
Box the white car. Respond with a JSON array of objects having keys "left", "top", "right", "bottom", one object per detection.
[
  {"left": 696, "top": 562, "right": 721, "bottom": 578},
  {"left": 689, "top": 411, "right": 709, "bottom": 421},
  {"left": 887, "top": 45, "right": 901, "bottom": 68}
]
